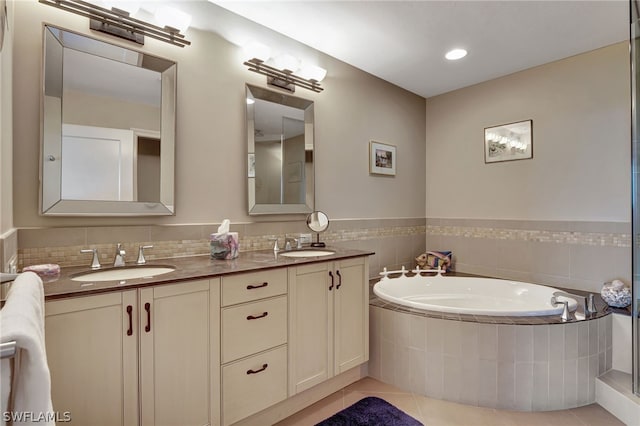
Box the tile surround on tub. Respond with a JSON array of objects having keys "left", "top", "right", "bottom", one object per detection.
[{"left": 369, "top": 304, "right": 613, "bottom": 412}]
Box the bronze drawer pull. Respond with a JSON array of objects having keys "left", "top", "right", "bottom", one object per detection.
[
  {"left": 246, "top": 364, "right": 268, "bottom": 375},
  {"left": 329, "top": 271, "right": 334, "bottom": 290},
  {"left": 336, "top": 270, "right": 342, "bottom": 289},
  {"left": 144, "top": 302, "right": 151, "bottom": 332},
  {"left": 246, "top": 312, "right": 268, "bottom": 320},
  {"left": 247, "top": 282, "right": 268, "bottom": 290},
  {"left": 126, "top": 305, "right": 133, "bottom": 336}
]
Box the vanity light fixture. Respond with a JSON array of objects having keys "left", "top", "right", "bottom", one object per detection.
[
  {"left": 244, "top": 58, "right": 326, "bottom": 93},
  {"left": 38, "top": 0, "right": 192, "bottom": 47},
  {"left": 243, "top": 42, "right": 326, "bottom": 93}
]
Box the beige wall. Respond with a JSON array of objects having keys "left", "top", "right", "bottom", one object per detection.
[
  {"left": 0, "top": 0, "right": 14, "bottom": 234},
  {"left": 424, "top": 43, "right": 632, "bottom": 292},
  {"left": 425, "top": 42, "right": 630, "bottom": 222},
  {"left": 11, "top": 1, "right": 426, "bottom": 228},
  {"left": 63, "top": 89, "right": 161, "bottom": 132}
]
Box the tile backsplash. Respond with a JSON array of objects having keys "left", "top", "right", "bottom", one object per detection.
[
  {"left": 16, "top": 218, "right": 427, "bottom": 280},
  {"left": 12, "top": 217, "right": 633, "bottom": 292},
  {"left": 425, "top": 218, "right": 631, "bottom": 293}
]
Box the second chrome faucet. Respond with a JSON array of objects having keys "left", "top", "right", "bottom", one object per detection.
[{"left": 113, "top": 243, "right": 126, "bottom": 267}]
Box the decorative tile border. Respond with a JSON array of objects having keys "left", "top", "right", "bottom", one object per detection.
[{"left": 426, "top": 224, "right": 631, "bottom": 248}]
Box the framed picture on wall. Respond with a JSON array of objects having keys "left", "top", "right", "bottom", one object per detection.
[
  {"left": 369, "top": 140, "right": 396, "bottom": 176},
  {"left": 484, "top": 119, "right": 533, "bottom": 163}
]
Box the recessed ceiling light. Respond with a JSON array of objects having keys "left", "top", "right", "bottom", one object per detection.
[{"left": 445, "top": 48, "right": 467, "bottom": 60}]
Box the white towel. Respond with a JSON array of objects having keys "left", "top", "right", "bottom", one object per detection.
[{"left": 0, "top": 272, "right": 54, "bottom": 426}]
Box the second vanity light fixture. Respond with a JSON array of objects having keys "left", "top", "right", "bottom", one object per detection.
[
  {"left": 38, "top": 0, "right": 192, "bottom": 47},
  {"left": 243, "top": 42, "right": 326, "bottom": 93}
]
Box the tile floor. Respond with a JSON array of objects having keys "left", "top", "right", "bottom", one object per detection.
[{"left": 276, "top": 377, "right": 625, "bottom": 426}]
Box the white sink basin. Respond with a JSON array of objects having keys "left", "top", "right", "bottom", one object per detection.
[
  {"left": 71, "top": 265, "right": 176, "bottom": 282},
  {"left": 279, "top": 250, "right": 335, "bottom": 258}
]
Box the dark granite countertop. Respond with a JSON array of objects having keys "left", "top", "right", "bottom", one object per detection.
[{"left": 21, "top": 247, "right": 374, "bottom": 301}]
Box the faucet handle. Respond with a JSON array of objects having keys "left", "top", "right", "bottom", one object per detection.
[
  {"left": 586, "top": 293, "right": 596, "bottom": 315},
  {"left": 268, "top": 238, "right": 280, "bottom": 252},
  {"left": 551, "top": 298, "right": 572, "bottom": 321},
  {"left": 80, "top": 248, "right": 101, "bottom": 269},
  {"left": 137, "top": 245, "right": 153, "bottom": 265}
]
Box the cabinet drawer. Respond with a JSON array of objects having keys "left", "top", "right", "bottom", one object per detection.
[
  {"left": 221, "top": 268, "right": 287, "bottom": 306},
  {"left": 221, "top": 296, "right": 287, "bottom": 363},
  {"left": 222, "top": 345, "right": 288, "bottom": 426}
]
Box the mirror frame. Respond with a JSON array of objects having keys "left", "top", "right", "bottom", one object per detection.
[
  {"left": 40, "top": 25, "right": 176, "bottom": 216},
  {"left": 246, "top": 84, "right": 315, "bottom": 215}
]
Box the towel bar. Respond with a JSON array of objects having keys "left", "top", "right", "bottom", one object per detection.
[
  {"left": 0, "top": 341, "right": 16, "bottom": 359},
  {"left": 0, "top": 273, "right": 19, "bottom": 283}
]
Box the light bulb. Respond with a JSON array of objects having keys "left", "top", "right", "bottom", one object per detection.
[
  {"left": 273, "top": 53, "right": 300, "bottom": 72},
  {"left": 298, "top": 64, "right": 327, "bottom": 82},
  {"left": 243, "top": 42, "right": 271, "bottom": 62},
  {"left": 445, "top": 48, "right": 467, "bottom": 60},
  {"left": 155, "top": 6, "right": 192, "bottom": 32},
  {"left": 100, "top": 0, "right": 140, "bottom": 15}
]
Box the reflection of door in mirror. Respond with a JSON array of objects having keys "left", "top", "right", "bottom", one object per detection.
[{"left": 61, "top": 124, "right": 134, "bottom": 201}]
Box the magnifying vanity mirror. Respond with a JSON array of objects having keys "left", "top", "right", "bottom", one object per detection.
[
  {"left": 40, "top": 25, "right": 176, "bottom": 216},
  {"left": 307, "top": 211, "right": 329, "bottom": 247},
  {"left": 246, "top": 84, "right": 315, "bottom": 215}
]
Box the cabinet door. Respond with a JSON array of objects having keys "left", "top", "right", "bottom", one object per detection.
[
  {"left": 288, "top": 262, "right": 333, "bottom": 394},
  {"left": 139, "top": 279, "right": 217, "bottom": 426},
  {"left": 334, "top": 257, "right": 369, "bottom": 375},
  {"left": 45, "top": 291, "right": 138, "bottom": 426}
]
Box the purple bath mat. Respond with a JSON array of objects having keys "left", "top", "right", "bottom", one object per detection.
[{"left": 315, "top": 396, "right": 423, "bottom": 426}]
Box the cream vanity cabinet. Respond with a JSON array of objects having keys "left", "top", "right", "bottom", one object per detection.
[
  {"left": 44, "top": 279, "right": 219, "bottom": 426},
  {"left": 220, "top": 268, "right": 288, "bottom": 426},
  {"left": 288, "top": 257, "right": 369, "bottom": 395}
]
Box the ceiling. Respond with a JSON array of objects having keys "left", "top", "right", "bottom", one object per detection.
[{"left": 178, "top": 0, "right": 629, "bottom": 98}]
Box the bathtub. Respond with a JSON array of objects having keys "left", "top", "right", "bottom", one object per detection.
[
  {"left": 369, "top": 271, "right": 612, "bottom": 411},
  {"left": 373, "top": 273, "right": 578, "bottom": 316}
]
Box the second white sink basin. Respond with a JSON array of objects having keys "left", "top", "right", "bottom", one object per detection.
[
  {"left": 279, "top": 250, "right": 335, "bottom": 258},
  {"left": 71, "top": 265, "right": 176, "bottom": 282}
]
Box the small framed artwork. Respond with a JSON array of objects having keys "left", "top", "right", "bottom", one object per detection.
[
  {"left": 369, "top": 140, "right": 396, "bottom": 176},
  {"left": 484, "top": 119, "right": 533, "bottom": 163}
]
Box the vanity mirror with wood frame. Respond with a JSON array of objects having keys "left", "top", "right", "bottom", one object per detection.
[
  {"left": 246, "top": 84, "right": 315, "bottom": 215},
  {"left": 40, "top": 25, "right": 176, "bottom": 216}
]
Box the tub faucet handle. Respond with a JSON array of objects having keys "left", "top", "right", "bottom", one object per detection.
[
  {"left": 551, "top": 298, "right": 572, "bottom": 322},
  {"left": 586, "top": 293, "right": 596, "bottom": 315}
]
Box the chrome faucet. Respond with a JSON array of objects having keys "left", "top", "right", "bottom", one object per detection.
[
  {"left": 113, "top": 243, "right": 126, "bottom": 267},
  {"left": 268, "top": 237, "right": 280, "bottom": 252},
  {"left": 284, "top": 235, "right": 299, "bottom": 251},
  {"left": 551, "top": 299, "right": 572, "bottom": 322},
  {"left": 551, "top": 290, "right": 595, "bottom": 317},
  {"left": 136, "top": 245, "right": 153, "bottom": 265},
  {"left": 80, "top": 248, "right": 101, "bottom": 269}
]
